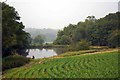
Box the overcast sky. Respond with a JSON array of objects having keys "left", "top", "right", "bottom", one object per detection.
[{"left": 5, "top": 0, "right": 119, "bottom": 29}]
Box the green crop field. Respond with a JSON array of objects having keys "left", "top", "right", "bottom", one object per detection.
[{"left": 3, "top": 50, "right": 119, "bottom": 78}]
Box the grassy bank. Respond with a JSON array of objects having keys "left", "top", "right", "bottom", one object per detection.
[
  {"left": 2, "top": 55, "right": 30, "bottom": 71},
  {"left": 29, "top": 44, "right": 67, "bottom": 49},
  {"left": 3, "top": 49, "right": 119, "bottom": 78}
]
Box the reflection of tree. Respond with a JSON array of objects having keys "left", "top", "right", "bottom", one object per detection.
[
  {"left": 39, "top": 48, "right": 43, "bottom": 51},
  {"left": 17, "top": 49, "right": 29, "bottom": 57},
  {"left": 45, "top": 48, "right": 49, "bottom": 51},
  {"left": 33, "top": 49, "right": 36, "bottom": 51}
]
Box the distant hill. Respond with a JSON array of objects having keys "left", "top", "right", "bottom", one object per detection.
[{"left": 24, "top": 28, "right": 59, "bottom": 42}]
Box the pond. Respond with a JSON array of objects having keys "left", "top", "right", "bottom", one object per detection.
[{"left": 25, "top": 48, "right": 67, "bottom": 59}]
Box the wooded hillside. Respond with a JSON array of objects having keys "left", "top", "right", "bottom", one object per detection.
[{"left": 54, "top": 12, "right": 120, "bottom": 48}]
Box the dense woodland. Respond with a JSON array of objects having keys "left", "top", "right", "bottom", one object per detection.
[
  {"left": 54, "top": 12, "right": 120, "bottom": 48},
  {"left": 2, "top": 3, "right": 31, "bottom": 57}
]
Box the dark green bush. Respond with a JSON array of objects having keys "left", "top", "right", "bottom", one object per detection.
[
  {"left": 76, "top": 40, "right": 90, "bottom": 50},
  {"left": 67, "top": 40, "right": 90, "bottom": 51},
  {"left": 2, "top": 55, "right": 30, "bottom": 71}
]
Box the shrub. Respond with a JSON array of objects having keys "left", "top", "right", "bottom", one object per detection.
[
  {"left": 67, "top": 40, "right": 90, "bottom": 51},
  {"left": 2, "top": 55, "right": 30, "bottom": 71},
  {"left": 67, "top": 45, "right": 77, "bottom": 51},
  {"left": 107, "top": 30, "right": 120, "bottom": 48},
  {"left": 76, "top": 40, "right": 90, "bottom": 50}
]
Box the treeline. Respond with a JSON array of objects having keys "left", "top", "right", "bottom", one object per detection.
[
  {"left": 32, "top": 35, "right": 44, "bottom": 45},
  {"left": 54, "top": 12, "right": 120, "bottom": 48},
  {"left": 2, "top": 3, "right": 31, "bottom": 57}
]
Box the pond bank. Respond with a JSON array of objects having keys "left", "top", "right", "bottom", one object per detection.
[{"left": 29, "top": 45, "right": 67, "bottom": 49}]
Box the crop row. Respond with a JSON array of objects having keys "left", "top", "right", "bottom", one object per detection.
[{"left": 4, "top": 52, "right": 119, "bottom": 78}]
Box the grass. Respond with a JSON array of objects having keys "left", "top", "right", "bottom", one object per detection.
[
  {"left": 58, "top": 50, "right": 98, "bottom": 57},
  {"left": 3, "top": 49, "right": 119, "bottom": 78}
]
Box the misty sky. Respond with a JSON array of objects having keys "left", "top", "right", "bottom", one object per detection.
[{"left": 5, "top": 0, "right": 119, "bottom": 29}]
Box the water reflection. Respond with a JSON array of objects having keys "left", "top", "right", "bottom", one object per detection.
[{"left": 26, "top": 48, "right": 66, "bottom": 59}]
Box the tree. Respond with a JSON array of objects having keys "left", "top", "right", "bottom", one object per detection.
[
  {"left": 54, "top": 12, "right": 120, "bottom": 48},
  {"left": 2, "top": 3, "right": 31, "bottom": 57},
  {"left": 85, "top": 16, "right": 96, "bottom": 22},
  {"left": 53, "top": 24, "right": 76, "bottom": 45},
  {"left": 33, "top": 35, "right": 44, "bottom": 45},
  {"left": 107, "top": 30, "right": 120, "bottom": 47},
  {"left": 76, "top": 39, "right": 90, "bottom": 50}
]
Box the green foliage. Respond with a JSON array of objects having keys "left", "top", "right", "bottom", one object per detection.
[
  {"left": 107, "top": 30, "right": 120, "bottom": 47},
  {"left": 2, "top": 3, "right": 31, "bottom": 57},
  {"left": 54, "top": 35, "right": 70, "bottom": 45},
  {"left": 85, "top": 16, "right": 96, "bottom": 22},
  {"left": 67, "top": 40, "right": 90, "bottom": 51},
  {"left": 33, "top": 35, "right": 44, "bottom": 45},
  {"left": 54, "top": 24, "right": 76, "bottom": 45},
  {"left": 76, "top": 40, "right": 90, "bottom": 50},
  {"left": 54, "top": 12, "right": 120, "bottom": 48},
  {"left": 3, "top": 51, "right": 119, "bottom": 78},
  {"left": 2, "top": 55, "right": 30, "bottom": 71}
]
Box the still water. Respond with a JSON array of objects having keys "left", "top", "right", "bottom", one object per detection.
[{"left": 26, "top": 48, "right": 67, "bottom": 59}]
